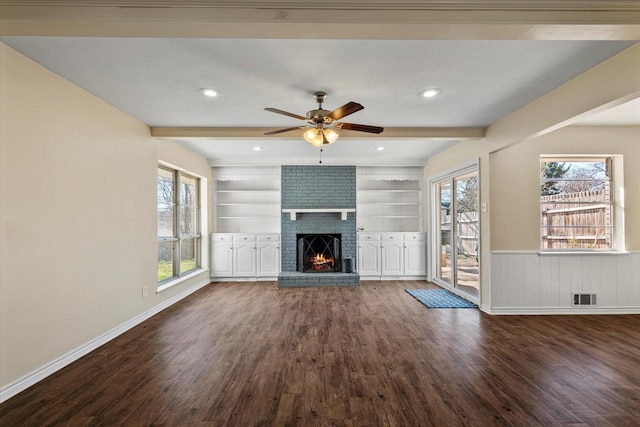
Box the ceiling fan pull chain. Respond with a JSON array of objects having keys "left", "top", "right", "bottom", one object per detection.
[{"left": 319, "top": 148, "right": 323, "bottom": 164}]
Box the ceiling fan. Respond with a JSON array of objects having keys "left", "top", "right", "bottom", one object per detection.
[{"left": 264, "top": 91, "right": 384, "bottom": 147}]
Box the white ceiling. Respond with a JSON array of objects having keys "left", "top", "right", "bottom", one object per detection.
[{"left": 1, "top": 36, "right": 637, "bottom": 165}]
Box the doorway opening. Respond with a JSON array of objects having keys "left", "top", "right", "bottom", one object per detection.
[{"left": 431, "top": 165, "right": 479, "bottom": 300}]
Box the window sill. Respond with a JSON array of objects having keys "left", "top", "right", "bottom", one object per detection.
[
  {"left": 157, "top": 268, "right": 209, "bottom": 293},
  {"left": 538, "top": 250, "right": 628, "bottom": 256},
  {"left": 491, "top": 250, "right": 629, "bottom": 256}
]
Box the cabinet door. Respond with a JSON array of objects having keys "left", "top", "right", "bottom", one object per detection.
[
  {"left": 358, "top": 241, "right": 381, "bottom": 276},
  {"left": 233, "top": 242, "right": 257, "bottom": 277},
  {"left": 404, "top": 240, "right": 427, "bottom": 276},
  {"left": 381, "top": 241, "right": 404, "bottom": 276},
  {"left": 211, "top": 242, "right": 233, "bottom": 277},
  {"left": 257, "top": 242, "right": 280, "bottom": 277}
]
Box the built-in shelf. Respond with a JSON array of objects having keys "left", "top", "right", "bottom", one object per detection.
[
  {"left": 282, "top": 208, "right": 356, "bottom": 221},
  {"left": 213, "top": 166, "right": 424, "bottom": 234},
  {"left": 356, "top": 166, "right": 423, "bottom": 232},
  {"left": 214, "top": 167, "right": 281, "bottom": 233}
]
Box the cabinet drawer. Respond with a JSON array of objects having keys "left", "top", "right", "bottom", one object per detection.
[
  {"left": 358, "top": 233, "right": 380, "bottom": 241},
  {"left": 380, "top": 232, "right": 403, "bottom": 241},
  {"left": 233, "top": 234, "right": 257, "bottom": 242},
  {"left": 211, "top": 233, "right": 233, "bottom": 242},
  {"left": 403, "top": 232, "right": 426, "bottom": 241},
  {"left": 257, "top": 234, "right": 279, "bottom": 242}
]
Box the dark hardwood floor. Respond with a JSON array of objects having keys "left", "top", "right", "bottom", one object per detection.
[{"left": 1, "top": 280, "right": 639, "bottom": 426}]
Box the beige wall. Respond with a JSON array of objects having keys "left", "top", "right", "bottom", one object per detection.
[
  {"left": 0, "top": 43, "right": 212, "bottom": 389},
  {"left": 490, "top": 126, "right": 640, "bottom": 250}
]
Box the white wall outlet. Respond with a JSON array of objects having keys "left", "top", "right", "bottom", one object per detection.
[{"left": 142, "top": 286, "right": 148, "bottom": 298}]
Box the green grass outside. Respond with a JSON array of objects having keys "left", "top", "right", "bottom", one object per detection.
[{"left": 158, "top": 259, "right": 197, "bottom": 282}]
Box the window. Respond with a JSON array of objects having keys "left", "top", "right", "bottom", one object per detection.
[
  {"left": 158, "top": 166, "right": 201, "bottom": 283},
  {"left": 540, "top": 157, "right": 612, "bottom": 250}
]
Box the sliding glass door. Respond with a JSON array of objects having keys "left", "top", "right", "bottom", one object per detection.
[
  {"left": 433, "top": 167, "right": 479, "bottom": 300},
  {"left": 437, "top": 181, "right": 453, "bottom": 285}
]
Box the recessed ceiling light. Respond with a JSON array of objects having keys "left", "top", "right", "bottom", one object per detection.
[
  {"left": 375, "top": 146, "right": 385, "bottom": 151},
  {"left": 253, "top": 146, "right": 263, "bottom": 151},
  {"left": 200, "top": 88, "right": 220, "bottom": 97},
  {"left": 420, "top": 88, "right": 442, "bottom": 98}
]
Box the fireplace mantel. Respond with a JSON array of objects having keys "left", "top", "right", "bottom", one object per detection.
[{"left": 282, "top": 208, "right": 356, "bottom": 221}]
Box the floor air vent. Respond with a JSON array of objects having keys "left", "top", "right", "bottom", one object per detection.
[{"left": 573, "top": 293, "right": 597, "bottom": 306}]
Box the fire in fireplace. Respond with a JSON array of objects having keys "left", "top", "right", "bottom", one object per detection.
[{"left": 297, "top": 234, "right": 341, "bottom": 273}]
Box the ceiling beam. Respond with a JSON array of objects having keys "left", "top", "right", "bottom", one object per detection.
[
  {"left": 1, "top": 2, "right": 639, "bottom": 40},
  {"left": 150, "top": 127, "right": 486, "bottom": 140}
]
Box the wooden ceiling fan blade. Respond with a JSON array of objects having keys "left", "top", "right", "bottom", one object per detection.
[
  {"left": 264, "top": 107, "right": 308, "bottom": 121},
  {"left": 327, "top": 102, "right": 364, "bottom": 121},
  {"left": 335, "top": 122, "right": 384, "bottom": 134},
  {"left": 264, "top": 126, "right": 307, "bottom": 135}
]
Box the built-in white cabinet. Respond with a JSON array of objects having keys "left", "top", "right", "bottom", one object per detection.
[
  {"left": 381, "top": 233, "right": 405, "bottom": 276},
  {"left": 210, "top": 233, "right": 280, "bottom": 280},
  {"left": 358, "top": 232, "right": 426, "bottom": 279},
  {"left": 211, "top": 234, "right": 233, "bottom": 277},
  {"left": 356, "top": 166, "right": 423, "bottom": 233},
  {"left": 232, "top": 234, "right": 257, "bottom": 277},
  {"left": 403, "top": 233, "right": 428, "bottom": 276},
  {"left": 357, "top": 233, "right": 381, "bottom": 276},
  {"left": 257, "top": 235, "right": 280, "bottom": 277}
]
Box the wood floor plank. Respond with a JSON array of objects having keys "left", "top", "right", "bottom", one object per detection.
[{"left": 1, "top": 280, "right": 639, "bottom": 426}]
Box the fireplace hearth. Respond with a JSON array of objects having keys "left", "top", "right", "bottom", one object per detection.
[{"left": 297, "top": 234, "right": 341, "bottom": 273}]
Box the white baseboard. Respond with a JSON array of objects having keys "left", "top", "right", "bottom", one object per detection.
[
  {"left": 210, "top": 277, "right": 277, "bottom": 282},
  {"left": 481, "top": 306, "right": 640, "bottom": 315},
  {"left": 358, "top": 276, "right": 428, "bottom": 281},
  {"left": 0, "top": 278, "right": 211, "bottom": 404}
]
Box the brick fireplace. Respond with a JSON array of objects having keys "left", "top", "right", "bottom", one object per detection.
[{"left": 278, "top": 165, "right": 360, "bottom": 288}]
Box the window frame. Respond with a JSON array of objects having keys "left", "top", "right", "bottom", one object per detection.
[
  {"left": 158, "top": 165, "right": 202, "bottom": 285},
  {"left": 539, "top": 155, "right": 617, "bottom": 252}
]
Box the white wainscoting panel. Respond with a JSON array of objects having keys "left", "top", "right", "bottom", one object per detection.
[{"left": 490, "top": 251, "right": 640, "bottom": 314}]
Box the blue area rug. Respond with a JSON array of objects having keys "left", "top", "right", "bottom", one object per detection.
[{"left": 405, "top": 289, "right": 478, "bottom": 309}]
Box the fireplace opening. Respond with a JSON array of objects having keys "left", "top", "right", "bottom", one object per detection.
[{"left": 297, "top": 234, "right": 341, "bottom": 273}]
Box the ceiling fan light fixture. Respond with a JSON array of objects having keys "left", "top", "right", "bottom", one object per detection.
[
  {"left": 304, "top": 128, "right": 324, "bottom": 147},
  {"left": 420, "top": 88, "right": 441, "bottom": 98},
  {"left": 324, "top": 128, "right": 339, "bottom": 144},
  {"left": 265, "top": 91, "right": 382, "bottom": 147}
]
